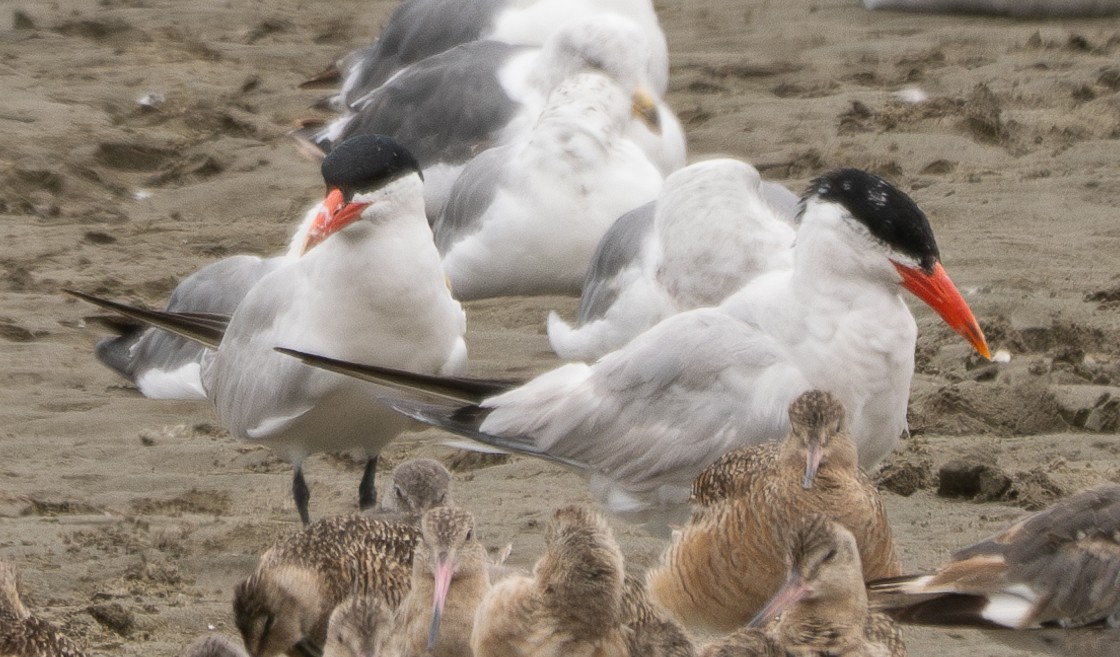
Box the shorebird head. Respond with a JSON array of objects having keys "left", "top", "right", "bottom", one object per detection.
[
  {"left": 749, "top": 515, "right": 866, "bottom": 629},
  {"left": 322, "top": 594, "right": 392, "bottom": 657},
  {"left": 799, "top": 169, "right": 990, "bottom": 360},
  {"left": 380, "top": 458, "right": 452, "bottom": 515},
  {"left": 183, "top": 635, "right": 252, "bottom": 657},
  {"left": 233, "top": 567, "right": 323, "bottom": 657},
  {"left": 784, "top": 390, "right": 856, "bottom": 489},
  {"left": 537, "top": 505, "right": 625, "bottom": 635},
  {"left": 299, "top": 134, "right": 423, "bottom": 255},
  {"left": 416, "top": 506, "right": 486, "bottom": 651}
]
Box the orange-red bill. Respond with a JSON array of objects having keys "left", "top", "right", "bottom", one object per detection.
[
  {"left": 893, "top": 260, "right": 991, "bottom": 360},
  {"left": 300, "top": 187, "right": 370, "bottom": 255}
]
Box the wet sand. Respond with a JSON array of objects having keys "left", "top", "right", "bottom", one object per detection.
[{"left": 1, "top": 0, "right": 1119, "bottom": 654}]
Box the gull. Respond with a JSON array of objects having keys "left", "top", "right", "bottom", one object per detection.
[
  {"left": 435, "top": 71, "right": 664, "bottom": 300},
  {"left": 548, "top": 158, "right": 797, "bottom": 360},
  {"left": 334, "top": 0, "right": 670, "bottom": 107},
  {"left": 868, "top": 484, "right": 1120, "bottom": 656},
  {"left": 69, "top": 135, "right": 467, "bottom": 525},
  {"left": 320, "top": 15, "right": 684, "bottom": 220},
  {"left": 277, "top": 168, "right": 990, "bottom": 532}
]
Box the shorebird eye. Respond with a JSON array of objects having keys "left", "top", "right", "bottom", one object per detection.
[
  {"left": 394, "top": 485, "right": 404, "bottom": 500},
  {"left": 465, "top": 530, "right": 473, "bottom": 541},
  {"left": 822, "top": 548, "right": 837, "bottom": 563}
]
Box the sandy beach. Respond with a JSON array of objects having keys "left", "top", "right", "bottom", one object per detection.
[{"left": 1, "top": 0, "right": 1119, "bottom": 654}]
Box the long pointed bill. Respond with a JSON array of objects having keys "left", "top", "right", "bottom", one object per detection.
[
  {"left": 803, "top": 437, "right": 823, "bottom": 490},
  {"left": 748, "top": 570, "right": 810, "bottom": 628},
  {"left": 300, "top": 187, "right": 370, "bottom": 255},
  {"left": 427, "top": 556, "right": 454, "bottom": 651},
  {"left": 631, "top": 87, "right": 661, "bottom": 134},
  {"left": 893, "top": 260, "right": 991, "bottom": 360}
]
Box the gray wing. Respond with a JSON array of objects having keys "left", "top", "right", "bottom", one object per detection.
[
  {"left": 481, "top": 308, "right": 810, "bottom": 498},
  {"left": 760, "top": 180, "right": 801, "bottom": 225},
  {"left": 336, "top": 40, "right": 523, "bottom": 166},
  {"left": 432, "top": 144, "right": 513, "bottom": 254},
  {"left": 340, "top": 0, "right": 508, "bottom": 106},
  {"left": 957, "top": 484, "right": 1120, "bottom": 627},
  {"left": 575, "top": 201, "right": 656, "bottom": 325},
  {"left": 94, "top": 255, "right": 282, "bottom": 398}
]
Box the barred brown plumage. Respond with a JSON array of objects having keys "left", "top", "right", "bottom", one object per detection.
[
  {"left": 233, "top": 514, "right": 420, "bottom": 657},
  {"left": 647, "top": 390, "right": 900, "bottom": 632},
  {"left": 471, "top": 505, "right": 628, "bottom": 657},
  {"left": 386, "top": 507, "right": 490, "bottom": 657},
  {"left": 0, "top": 561, "right": 89, "bottom": 657}
]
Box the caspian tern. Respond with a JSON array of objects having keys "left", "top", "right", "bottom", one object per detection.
[
  {"left": 69, "top": 135, "right": 467, "bottom": 525},
  {"left": 547, "top": 158, "right": 798, "bottom": 360},
  {"left": 277, "top": 168, "right": 990, "bottom": 531},
  {"left": 435, "top": 72, "right": 664, "bottom": 300}
]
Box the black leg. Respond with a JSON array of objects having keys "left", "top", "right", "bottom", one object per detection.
[
  {"left": 293, "top": 463, "right": 311, "bottom": 526},
  {"left": 358, "top": 455, "right": 379, "bottom": 511}
]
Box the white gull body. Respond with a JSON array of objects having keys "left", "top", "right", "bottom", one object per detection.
[
  {"left": 435, "top": 72, "right": 664, "bottom": 300},
  {"left": 325, "top": 15, "right": 684, "bottom": 221},
  {"left": 547, "top": 159, "right": 798, "bottom": 361}
]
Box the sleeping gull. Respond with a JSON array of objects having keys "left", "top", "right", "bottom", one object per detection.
[
  {"left": 336, "top": 0, "right": 669, "bottom": 108},
  {"left": 70, "top": 135, "right": 467, "bottom": 525},
  {"left": 548, "top": 158, "right": 798, "bottom": 361},
  {"left": 322, "top": 14, "right": 684, "bottom": 220},
  {"left": 435, "top": 71, "right": 664, "bottom": 300}
]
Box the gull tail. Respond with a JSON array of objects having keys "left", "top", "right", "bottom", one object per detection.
[
  {"left": 65, "top": 289, "right": 228, "bottom": 349},
  {"left": 274, "top": 347, "right": 516, "bottom": 404}
]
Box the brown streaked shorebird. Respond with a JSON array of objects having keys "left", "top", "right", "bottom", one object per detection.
[
  {"left": 619, "top": 573, "right": 696, "bottom": 657},
  {"left": 0, "top": 560, "right": 89, "bottom": 657},
  {"left": 868, "top": 484, "right": 1120, "bottom": 656},
  {"left": 322, "top": 593, "right": 393, "bottom": 657},
  {"left": 385, "top": 507, "right": 490, "bottom": 657},
  {"left": 183, "top": 635, "right": 250, "bottom": 657},
  {"left": 471, "top": 505, "right": 628, "bottom": 657},
  {"left": 375, "top": 458, "right": 453, "bottom": 516},
  {"left": 647, "top": 390, "right": 900, "bottom": 632},
  {"left": 233, "top": 514, "right": 419, "bottom": 657},
  {"left": 706, "top": 515, "right": 906, "bottom": 657}
]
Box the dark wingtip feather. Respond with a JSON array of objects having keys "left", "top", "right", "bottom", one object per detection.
[
  {"left": 65, "top": 289, "right": 226, "bottom": 349},
  {"left": 383, "top": 397, "right": 587, "bottom": 470},
  {"left": 274, "top": 347, "right": 515, "bottom": 403},
  {"left": 877, "top": 592, "right": 1005, "bottom": 629}
]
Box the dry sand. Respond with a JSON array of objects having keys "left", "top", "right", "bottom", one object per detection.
[{"left": 2, "top": 0, "right": 1119, "bottom": 655}]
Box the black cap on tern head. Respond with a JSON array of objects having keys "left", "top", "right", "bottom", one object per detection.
[
  {"left": 803, "top": 169, "right": 940, "bottom": 273},
  {"left": 321, "top": 135, "right": 423, "bottom": 198}
]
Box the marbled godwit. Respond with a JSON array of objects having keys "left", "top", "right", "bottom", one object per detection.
[
  {"left": 321, "top": 594, "right": 393, "bottom": 657},
  {"left": 386, "top": 506, "right": 489, "bottom": 656},
  {"left": 869, "top": 484, "right": 1120, "bottom": 656},
  {"left": 619, "top": 573, "right": 696, "bottom": 657},
  {"left": 278, "top": 168, "right": 989, "bottom": 532},
  {"left": 183, "top": 635, "right": 249, "bottom": 657},
  {"left": 471, "top": 505, "right": 628, "bottom": 657},
  {"left": 705, "top": 515, "right": 906, "bottom": 657},
  {"left": 233, "top": 514, "right": 419, "bottom": 657},
  {"left": 69, "top": 134, "right": 468, "bottom": 526},
  {"left": 647, "top": 390, "right": 900, "bottom": 632},
  {"left": 0, "top": 560, "right": 89, "bottom": 657},
  {"left": 373, "top": 458, "right": 453, "bottom": 516}
]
